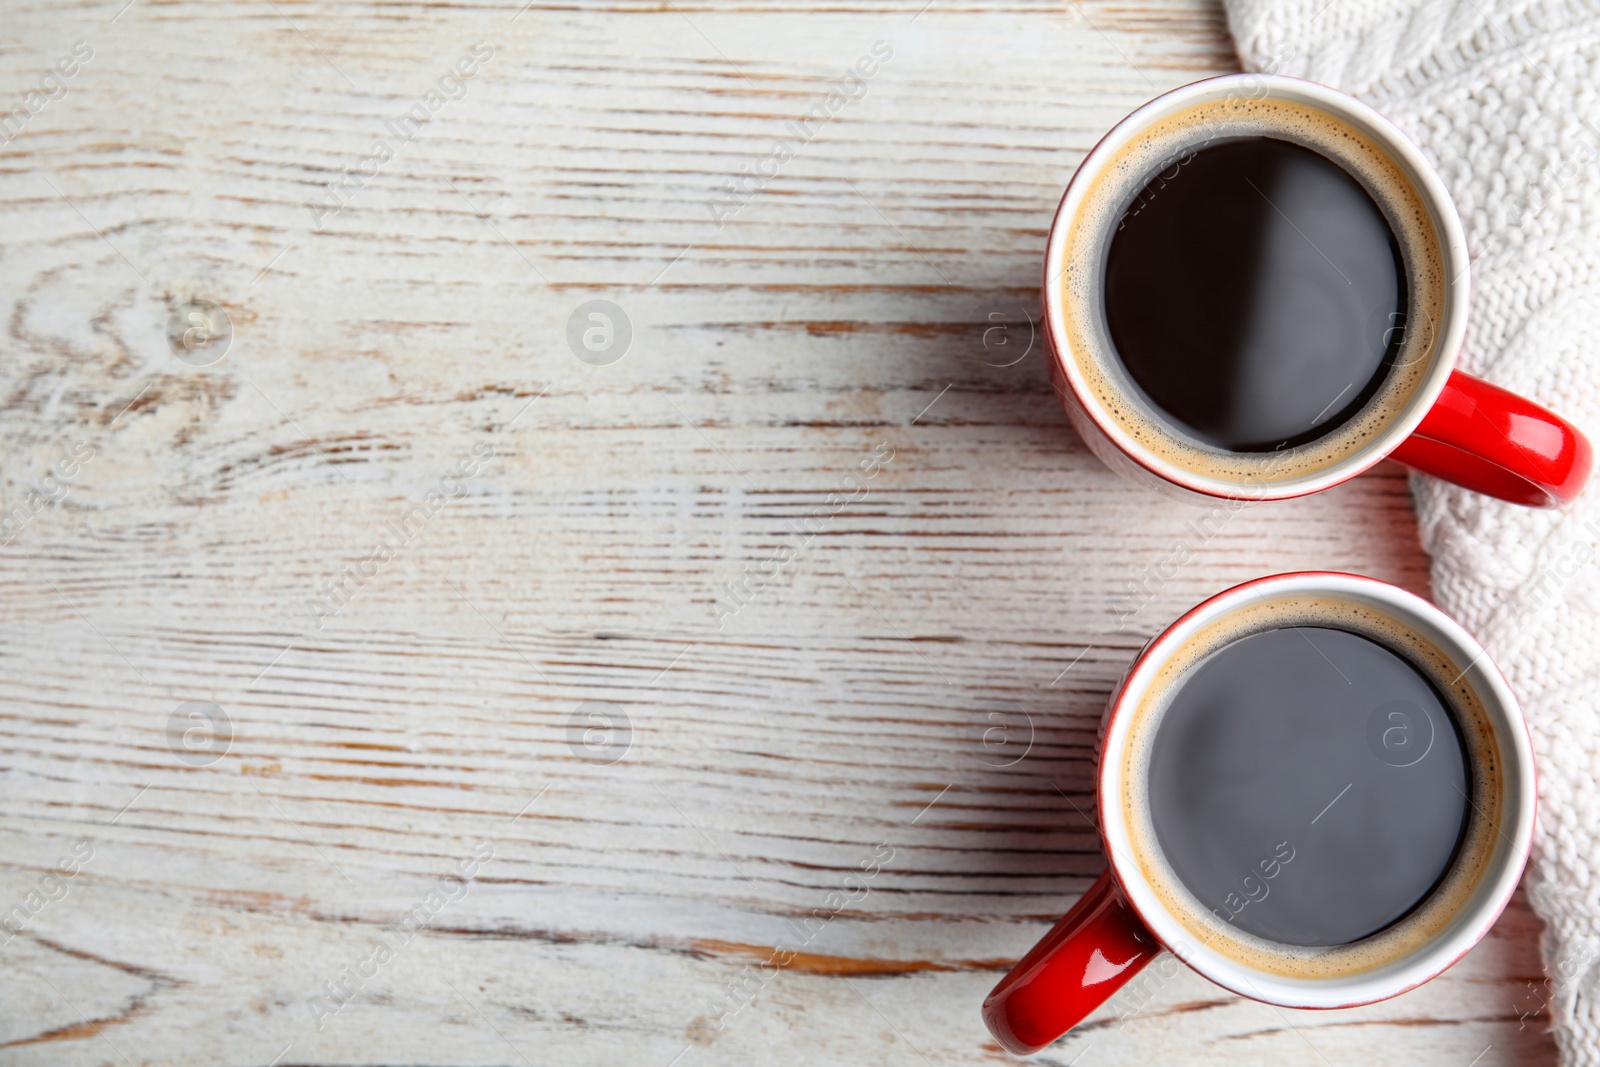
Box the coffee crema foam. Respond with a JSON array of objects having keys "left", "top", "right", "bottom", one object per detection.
[
  {"left": 1117, "top": 593, "right": 1504, "bottom": 979},
  {"left": 1057, "top": 96, "right": 1449, "bottom": 487}
]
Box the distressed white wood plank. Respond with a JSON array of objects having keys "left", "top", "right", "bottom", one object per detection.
[{"left": 0, "top": 0, "right": 1556, "bottom": 1064}]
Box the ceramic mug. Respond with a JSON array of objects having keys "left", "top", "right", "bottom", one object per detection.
[
  {"left": 981, "top": 571, "right": 1537, "bottom": 1055},
  {"left": 1043, "top": 73, "right": 1592, "bottom": 508}
]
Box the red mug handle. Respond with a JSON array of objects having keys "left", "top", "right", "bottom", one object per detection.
[
  {"left": 1389, "top": 370, "right": 1593, "bottom": 507},
  {"left": 982, "top": 871, "right": 1160, "bottom": 1055}
]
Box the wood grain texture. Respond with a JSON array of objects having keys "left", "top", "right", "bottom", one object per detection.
[{"left": 0, "top": 0, "right": 1558, "bottom": 1064}]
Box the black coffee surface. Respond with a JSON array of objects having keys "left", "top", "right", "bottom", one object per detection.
[
  {"left": 1104, "top": 137, "right": 1407, "bottom": 451},
  {"left": 1146, "top": 626, "right": 1469, "bottom": 947}
]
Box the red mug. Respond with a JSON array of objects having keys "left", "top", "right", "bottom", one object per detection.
[
  {"left": 981, "top": 572, "right": 1537, "bottom": 1054},
  {"left": 1043, "top": 74, "right": 1591, "bottom": 507}
]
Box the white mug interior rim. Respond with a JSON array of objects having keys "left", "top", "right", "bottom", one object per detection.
[
  {"left": 1043, "top": 74, "right": 1473, "bottom": 500},
  {"left": 1096, "top": 572, "right": 1536, "bottom": 1008}
]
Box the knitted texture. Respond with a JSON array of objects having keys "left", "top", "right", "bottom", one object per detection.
[{"left": 1221, "top": 0, "right": 1600, "bottom": 1058}]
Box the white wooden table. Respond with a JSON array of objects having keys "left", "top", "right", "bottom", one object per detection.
[{"left": 0, "top": 0, "right": 1556, "bottom": 1063}]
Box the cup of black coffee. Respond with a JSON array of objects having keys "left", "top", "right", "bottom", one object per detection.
[
  {"left": 981, "top": 572, "right": 1536, "bottom": 1054},
  {"left": 1043, "top": 74, "right": 1591, "bottom": 507}
]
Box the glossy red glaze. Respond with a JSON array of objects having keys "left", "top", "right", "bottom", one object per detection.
[
  {"left": 982, "top": 871, "right": 1158, "bottom": 1055},
  {"left": 1042, "top": 77, "right": 1593, "bottom": 509},
  {"left": 980, "top": 572, "right": 1539, "bottom": 1056},
  {"left": 1390, "top": 369, "right": 1594, "bottom": 507}
]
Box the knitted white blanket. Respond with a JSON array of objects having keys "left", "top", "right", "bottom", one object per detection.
[{"left": 1220, "top": 0, "right": 1600, "bottom": 1058}]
